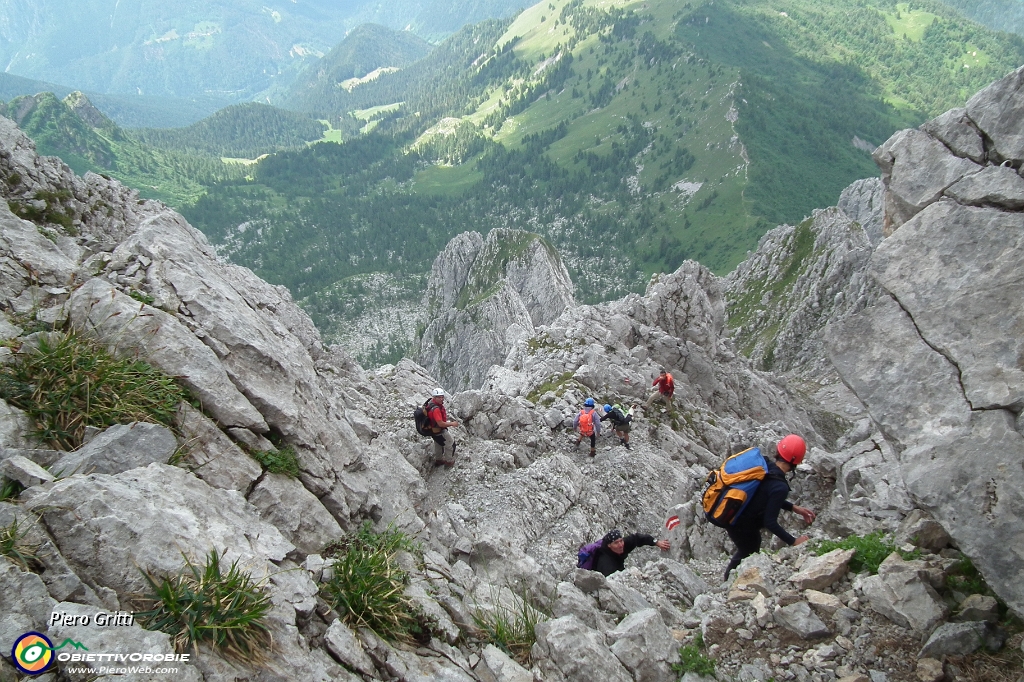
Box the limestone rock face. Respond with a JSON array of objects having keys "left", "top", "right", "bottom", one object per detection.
[
  {"left": 65, "top": 277, "right": 269, "bottom": 432},
  {"left": 725, "top": 201, "right": 880, "bottom": 379},
  {"left": 532, "top": 615, "right": 633, "bottom": 682},
  {"left": 857, "top": 554, "right": 947, "bottom": 634},
  {"left": 838, "top": 177, "right": 886, "bottom": 246},
  {"left": 0, "top": 557, "right": 55, "bottom": 657},
  {"left": 788, "top": 548, "right": 855, "bottom": 591},
  {"left": 828, "top": 65, "right": 1024, "bottom": 616},
  {"left": 24, "top": 463, "right": 294, "bottom": 599},
  {"left": 0, "top": 111, "right": 380, "bottom": 528},
  {"left": 419, "top": 229, "right": 575, "bottom": 391},
  {"left": 248, "top": 472, "right": 344, "bottom": 556},
  {"left": 53, "top": 422, "right": 177, "bottom": 477}
]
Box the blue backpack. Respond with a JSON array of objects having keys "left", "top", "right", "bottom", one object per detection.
[
  {"left": 702, "top": 447, "right": 768, "bottom": 527},
  {"left": 577, "top": 539, "right": 604, "bottom": 570}
]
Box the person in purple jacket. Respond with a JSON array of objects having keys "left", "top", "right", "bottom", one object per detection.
[{"left": 590, "top": 529, "right": 670, "bottom": 576}]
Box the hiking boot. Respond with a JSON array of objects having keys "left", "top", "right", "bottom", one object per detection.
[
  {"left": 589, "top": 449, "right": 596, "bottom": 457},
  {"left": 435, "top": 458, "right": 455, "bottom": 468},
  {"left": 624, "top": 442, "right": 631, "bottom": 450},
  {"left": 574, "top": 440, "right": 581, "bottom": 451}
]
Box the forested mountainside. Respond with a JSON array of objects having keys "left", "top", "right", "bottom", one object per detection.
[
  {"left": 286, "top": 24, "right": 435, "bottom": 115},
  {"left": 4, "top": 0, "right": 1023, "bottom": 364},
  {"left": 0, "top": 94, "right": 337, "bottom": 206},
  {"left": 176, "top": 0, "right": 1024, "bottom": 363},
  {"left": 132, "top": 104, "right": 327, "bottom": 158},
  {"left": 0, "top": 73, "right": 231, "bottom": 129},
  {"left": 0, "top": 0, "right": 532, "bottom": 105},
  {"left": 938, "top": 0, "right": 1024, "bottom": 36}
]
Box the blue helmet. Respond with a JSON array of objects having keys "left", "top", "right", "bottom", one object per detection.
[
  {"left": 604, "top": 404, "right": 612, "bottom": 412},
  {"left": 584, "top": 398, "right": 595, "bottom": 407}
]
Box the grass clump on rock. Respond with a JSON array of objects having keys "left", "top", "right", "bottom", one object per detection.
[
  {"left": 472, "top": 587, "right": 548, "bottom": 664},
  {"left": 812, "top": 530, "right": 920, "bottom": 574},
  {"left": 0, "top": 478, "right": 25, "bottom": 503},
  {"left": 0, "top": 329, "right": 187, "bottom": 450},
  {"left": 136, "top": 549, "right": 272, "bottom": 661},
  {"left": 249, "top": 446, "right": 301, "bottom": 478},
  {"left": 0, "top": 518, "right": 41, "bottom": 571},
  {"left": 673, "top": 631, "right": 715, "bottom": 676},
  {"left": 320, "top": 522, "right": 425, "bottom": 642}
]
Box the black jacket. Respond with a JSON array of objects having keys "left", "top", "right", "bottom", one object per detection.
[
  {"left": 592, "top": 533, "right": 656, "bottom": 576},
  {"left": 600, "top": 408, "right": 631, "bottom": 426},
  {"left": 735, "top": 459, "right": 796, "bottom": 544}
]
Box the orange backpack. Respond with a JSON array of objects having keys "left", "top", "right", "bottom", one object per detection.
[
  {"left": 578, "top": 409, "right": 595, "bottom": 436},
  {"left": 702, "top": 448, "right": 768, "bottom": 527}
]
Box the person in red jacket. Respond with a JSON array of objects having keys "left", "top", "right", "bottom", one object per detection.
[
  {"left": 644, "top": 368, "right": 675, "bottom": 411},
  {"left": 427, "top": 388, "right": 460, "bottom": 466}
]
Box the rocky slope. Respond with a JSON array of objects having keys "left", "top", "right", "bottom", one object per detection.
[
  {"left": 1, "top": 67, "right": 1022, "bottom": 682},
  {"left": 724, "top": 179, "right": 883, "bottom": 382},
  {"left": 418, "top": 229, "right": 575, "bottom": 392},
  {"left": 828, "top": 65, "right": 1024, "bottom": 618}
]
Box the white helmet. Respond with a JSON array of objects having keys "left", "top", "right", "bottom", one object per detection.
[{"left": 432, "top": 388, "right": 445, "bottom": 397}]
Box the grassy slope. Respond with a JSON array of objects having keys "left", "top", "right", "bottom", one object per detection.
[{"left": 180, "top": 0, "right": 1024, "bottom": 361}]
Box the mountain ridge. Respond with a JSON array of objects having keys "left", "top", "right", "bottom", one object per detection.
[{"left": 1, "top": 62, "right": 1023, "bottom": 682}]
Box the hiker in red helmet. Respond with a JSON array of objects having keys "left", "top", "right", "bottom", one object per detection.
[{"left": 723, "top": 434, "right": 816, "bottom": 581}]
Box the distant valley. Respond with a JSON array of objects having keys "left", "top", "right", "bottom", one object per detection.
[{"left": 4, "top": 0, "right": 1024, "bottom": 366}]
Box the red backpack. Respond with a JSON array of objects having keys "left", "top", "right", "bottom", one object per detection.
[{"left": 578, "top": 409, "right": 595, "bottom": 436}]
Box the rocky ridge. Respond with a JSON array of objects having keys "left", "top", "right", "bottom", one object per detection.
[
  {"left": 724, "top": 179, "right": 883, "bottom": 382},
  {"left": 0, "top": 68, "right": 1022, "bottom": 682},
  {"left": 828, "top": 64, "right": 1024, "bottom": 618},
  {"left": 418, "top": 228, "right": 575, "bottom": 392}
]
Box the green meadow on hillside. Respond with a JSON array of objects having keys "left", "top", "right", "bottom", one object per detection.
[
  {"left": 18, "top": 0, "right": 1020, "bottom": 362},
  {"left": 180, "top": 0, "right": 1024, "bottom": 359}
]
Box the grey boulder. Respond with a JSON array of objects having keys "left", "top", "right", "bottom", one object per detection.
[{"left": 54, "top": 422, "right": 177, "bottom": 477}]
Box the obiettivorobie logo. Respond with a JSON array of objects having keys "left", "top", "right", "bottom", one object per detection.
[
  {"left": 11, "top": 632, "right": 87, "bottom": 675},
  {"left": 11, "top": 630, "right": 191, "bottom": 676}
]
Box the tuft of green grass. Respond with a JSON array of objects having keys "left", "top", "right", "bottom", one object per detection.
[
  {"left": 320, "top": 522, "right": 425, "bottom": 642},
  {"left": 0, "top": 478, "right": 25, "bottom": 502},
  {"left": 249, "top": 446, "right": 301, "bottom": 478},
  {"left": 946, "top": 555, "right": 990, "bottom": 597},
  {"left": 128, "top": 289, "right": 156, "bottom": 306},
  {"left": 673, "top": 630, "right": 715, "bottom": 676},
  {"left": 0, "top": 329, "right": 188, "bottom": 450},
  {"left": 0, "top": 518, "right": 42, "bottom": 571},
  {"left": 812, "top": 531, "right": 920, "bottom": 575},
  {"left": 136, "top": 549, "right": 272, "bottom": 662},
  {"left": 472, "top": 587, "right": 549, "bottom": 665}
]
